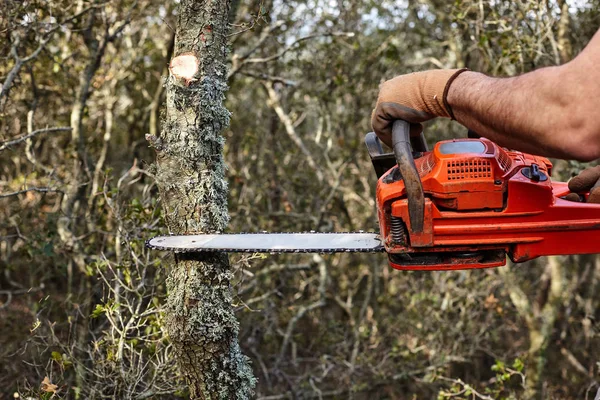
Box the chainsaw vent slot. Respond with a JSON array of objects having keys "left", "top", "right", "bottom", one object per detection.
[
  {"left": 447, "top": 159, "right": 492, "bottom": 180},
  {"left": 419, "top": 154, "right": 436, "bottom": 175},
  {"left": 497, "top": 150, "right": 512, "bottom": 171}
]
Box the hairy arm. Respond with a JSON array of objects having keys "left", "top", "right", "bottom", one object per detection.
[{"left": 447, "top": 29, "right": 600, "bottom": 162}]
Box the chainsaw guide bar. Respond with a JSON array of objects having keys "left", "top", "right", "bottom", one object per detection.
[{"left": 146, "top": 232, "right": 385, "bottom": 254}]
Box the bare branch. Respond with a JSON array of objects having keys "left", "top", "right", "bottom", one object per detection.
[
  {"left": 0, "top": 4, "right": 102, "bottom": 108},
  {"left": 0, "top": 285, "right": 44, "bottom": 310},
  {"left": 244, "top": 31, "right": 355, "bottom": 65},
  {"left": 107, "top": 0, "right": 138, "bottom": 42},
  {"left": 228, "top": 20, "right": 285, "bottom": 79},
  {"left": 264, "top": 82, "right": 324, "bottom": 182},
  {"left": 228, "top": 23, "right": 354, "bottom": 79},
  {"left": 560, "top": 347, "right": 589, "bottom": 376},
  {"left": 0, "top": 187, "right": 63, "bottom": 199},
  {"left": 0, "top": 127, "right": 71, "bottom": 152},
  {"left": 436, "top": 376, "right": 495, "bottom": 400},
  {"left": 0, "top": 37, "right": 47, "bottom": 107},
  {"left": 238, "top": 70, "right": 296, "bottom": 86},
  {"left": 276, "top": 255, "right": 327, "bottom": 366}
]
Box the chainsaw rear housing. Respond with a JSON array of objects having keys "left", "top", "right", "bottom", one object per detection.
[{"left": 370, "top": 135, "right": 600, "bottom": 270}]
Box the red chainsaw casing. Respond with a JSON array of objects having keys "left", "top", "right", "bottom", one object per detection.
[{"left": 376, "top": 138, "right": 600, "bottom": 270}]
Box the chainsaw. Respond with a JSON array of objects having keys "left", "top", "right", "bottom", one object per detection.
[{"left": 147, "top": 120, "right": 600, "bottom": 270}]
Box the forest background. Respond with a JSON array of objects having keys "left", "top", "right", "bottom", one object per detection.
[{"left": 1, "top": 0, "right": 599, "bottom": 399}]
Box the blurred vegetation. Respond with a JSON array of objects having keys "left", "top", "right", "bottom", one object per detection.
[{"left": 1, "top": 0, "right": 599, "bottom": 399}]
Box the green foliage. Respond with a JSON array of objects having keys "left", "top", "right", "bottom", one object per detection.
[{"left": 438, "top": 357, "right": 526, "bottom": 399}]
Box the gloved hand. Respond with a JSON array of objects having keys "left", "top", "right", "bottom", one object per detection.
[
  {"left": 371, "top": 68, "right": 469, "bottom": 147},
  {"left": 565, "top": 165, "right": 600, "bottom": 203}
]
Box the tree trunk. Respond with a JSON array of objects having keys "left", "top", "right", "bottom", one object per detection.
[{"left": 148, "top": 0, "right": 256, "bottom": 398}]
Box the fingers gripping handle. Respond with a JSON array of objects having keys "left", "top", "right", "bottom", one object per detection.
[{"left": 392, "top": 120, "right": 425, "bottom": 233}]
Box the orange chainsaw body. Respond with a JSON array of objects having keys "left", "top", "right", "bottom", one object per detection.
[{"left": 375, "top": 137, "right": 600, "bottom": 270}]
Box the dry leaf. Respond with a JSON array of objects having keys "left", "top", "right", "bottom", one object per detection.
[
  {"left": 484, "top": 293, "right": 498, "bottom": 309},
  {"left": 41, "top": 376, "right": 58, "bottom": 394}
]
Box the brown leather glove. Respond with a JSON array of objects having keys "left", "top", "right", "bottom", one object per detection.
[
  {"left": 565, "top": 165, "right": 600, "bottom": 203},
  {"left": 371, "top": 68, "right": 469, "bottom": 147}
]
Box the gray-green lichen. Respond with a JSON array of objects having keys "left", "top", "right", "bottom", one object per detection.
[{"left": 165, "top": 256, "right": 256, "bottom": 399}]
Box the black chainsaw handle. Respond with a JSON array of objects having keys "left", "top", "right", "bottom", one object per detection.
[{"left": 392, "top": 120, "right": 425, "bottom": 233}]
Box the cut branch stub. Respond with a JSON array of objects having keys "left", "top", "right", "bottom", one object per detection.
[{"left": 169, "top": 53, "right": 199, "bottom": 85}]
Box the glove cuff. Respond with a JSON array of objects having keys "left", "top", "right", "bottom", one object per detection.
[{"left": 443, "top": 68, "right": 470, "bottom": 120}]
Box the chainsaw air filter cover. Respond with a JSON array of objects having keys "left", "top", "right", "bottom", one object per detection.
[{"left": 413, "top": 138, "right": 530, "bottom": 211}]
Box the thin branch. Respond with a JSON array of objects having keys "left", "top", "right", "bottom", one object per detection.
[
  {"left": 238, "top": 70, "right": 296, "bottom": 86},
  {"left": 257, "top": 388, "right": 346, "bottom": 400},
  {"left": 406, "top": 56, "right": 446, "bottom": 69},
  {"left": 107, "top": 0, "right": 137, "bottom": 42},
  {"left": 0, "top": 36, "right": 48, "bottom": 107},
  {"left": 228, "top": 23, "right": 354, "bottom": 79},
  {"left": 227, "top": 0, "right": 268, "bottom": 38},
  {"left": 0, "top": 285, "right": 44, "bottom": 310},
  {"left": 498, "top": 263, "right": 534, "bottom": 328},
  {"left": 560, "top": 348, "right": 589, "bottom": 376},
  {"left": 436, "top": 376, "right": 495, "bottom": 400},
  {"left": 244, "top": 31, "right": 354, "bottom": 65},
  {"left": 264, "top": 82, "right": 323, "bottom": 182},
  {"left": 228, "top": 20, "right": 285, "bottom": 79},
  {"left": 0, "top": 127, "right": 71, "bottom": 152},
  {"left": 255, "top": 263, "right": 312, "bottom": 277},
  {"left": 0, "top": 187, "right": 63, "bottom": 199},
  {"left": 0, "top": 4, "right": 102, "bottom": 107},
  {"left": 276, "top": 255, "right": 327, "bottom": 366}
]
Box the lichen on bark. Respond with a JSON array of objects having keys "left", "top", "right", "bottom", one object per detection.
[{"left": 149, "top": 0, "right": 256, "bottom": 398}]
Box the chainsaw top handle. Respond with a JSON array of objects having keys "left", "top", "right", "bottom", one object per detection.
[{"left": 391, "top": 120, "right": 425, "bottom": 233}]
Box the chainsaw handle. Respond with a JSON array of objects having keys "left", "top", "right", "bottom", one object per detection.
[{"left": 392, "top": 120, "right": 425, "bottom": 233}]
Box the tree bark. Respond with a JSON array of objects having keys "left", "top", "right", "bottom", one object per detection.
[{"left": 149, "top": 0, "right": 256, "bottom": 398}]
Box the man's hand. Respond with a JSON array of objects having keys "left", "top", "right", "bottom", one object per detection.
[
  {"left": 565, "top": 166, "right": 600, "bottom": 203},
  {"left": 371, "top": 69, "right": 468, "bottom": 147}
]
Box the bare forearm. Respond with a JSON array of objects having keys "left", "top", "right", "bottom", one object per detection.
[
  {"left": 447, "top": 63, "right": 599, "bottom": 161},
  {"left": 447, "top": 67, "right": 592, "bottom": 160}
]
